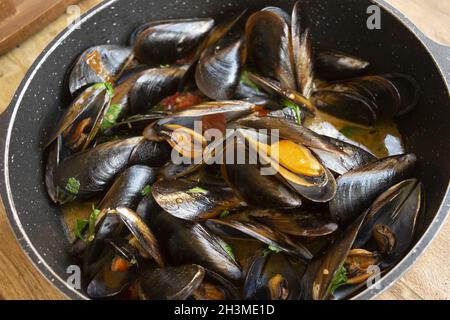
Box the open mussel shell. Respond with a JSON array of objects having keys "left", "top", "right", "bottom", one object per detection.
[
  {"left": 268, "top": 106, "right": 303, "bottom": 123},
  {"left": 133, "top": 18, "right": 215, "bottom": 65},
  {"left": 149, "top": 211, "right": 242, "bottom": 280},
  {"left": 158, "top": 100, "right": 256, "bottom": 125},
  {"left": 243, "top": 251, "right": 302, "bottom": 300},
  {"left": 291, "top": 1, "right": 314, "bottom": 98},
  {"left": 261, "top": 6, "right": 291, "bottom": 24},
  {"left": 193, "top": 269, "right": 241, "bottom": 300},
  {"left": 116, "top": 207, "right": 164, "bottom": 267},
  {"left": 237, "top": 115, "right": 376, "bottom": 175},
  {"left": 55, "top": 137, "right": 170, "bottom": 202},
  {"left": 45, "top": 84, "right": 111, "bottom": 151},
  {"left": 196, "top": 38, "right": 246, "bottom": 100},
  {"left": 330, "top": 153, "right": 416, "bottom": 228},
  {"left": 152, "top": 178, "right": 240, "bottom": 221},
  {"left": 138, "top": 264, "right": 205, "bottom": 300},
  {"left": 99, "top": 165, "right": 157, "bottom": 210},
  {"left": 102, "top": 113, "right": 168, "bottom": 137},
  {"left": 87, "top": 251, "right": 137, "bottom": 299},
  {"left": 301, "top": 212, "right": 367, "bottom": 300},
  {"left": 383, "top": 73, "right": 420, "bottom": 116},
  {"left": 354, "top": 179, "right": 424, "bottom": 268},
  {"left": 69, "top": 45, "right": 133, "bottom": 95},
  {"left": 308, "top": 134, "right": 376, "bottom": 175},
  {"left": 237, "top": 128, "right": 337, "bottom": 203},
  {"left": 130, "top": 65, "right": 189, "bottom": 115},
  {"left": 83, "top": 166, "right": 156, "bottom": 269},
  {"left": 246, "top": 10, "right": 296, "bottom": 90},
  {"left": 234, "top": 79, "right": 282, "bottom": 109},
  {"left": 314, "top": 48, "right": 370, "bottom": 81},
  {"left": 313, "top": 75, "right": 404, "bottom": 125},
  {"left": 99, "top": 72, "right": 144, "bottom": 132},
  {"left": 242, "top": 208, "right": 338, "bottom": 237},
  {"left": 245, "top": 72, "right": 316, "bottom": 115},
  {"left": 312, "top": 90, "right": 378, "bottom": 126},
  {"left": 221, "top": 161, "right": 303, "bottom": 209},
  {"left": 206, "top": 212, "right": 313, "bottom": 261},
  {"left": 136, "top": 192, "right": 163, "bottom": 226}
]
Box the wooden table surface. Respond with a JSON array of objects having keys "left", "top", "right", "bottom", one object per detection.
[{"left": 0, "top": 0, "right": 449, "bottom": 300}]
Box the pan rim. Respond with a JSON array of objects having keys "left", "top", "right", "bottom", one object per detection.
[{"left": 0, "top": 0, "right": 449, "bottom": 300}]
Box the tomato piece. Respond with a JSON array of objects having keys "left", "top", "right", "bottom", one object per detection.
[
  {"left": 161, "top": 92, "right": 204, "bottom": 112},
  {"left": 202, "top": 113, "right": 226, "bottom": 134},
  {"left": 111, "top": 256, "right": 130, "bottom": 273}
]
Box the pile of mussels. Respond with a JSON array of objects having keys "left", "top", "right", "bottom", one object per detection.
[{"left": 45, "top": 2, "right": 424, "bottom": 300}]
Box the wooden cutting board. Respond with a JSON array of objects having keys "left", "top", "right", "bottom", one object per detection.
[{"left": 0, "top": 0, "right": 80, "bottom": 55}]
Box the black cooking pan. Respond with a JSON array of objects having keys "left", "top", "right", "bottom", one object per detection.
[{"left": 0, "top": 0, "right": 449, "bottom": 300}]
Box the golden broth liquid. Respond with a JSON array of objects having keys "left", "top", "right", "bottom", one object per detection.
[
  {"left": 62, "top": 201, "right": 95, "bottom": 241},
  {"left": 304, "top": 111, "right": 405, "bottom": 158}
]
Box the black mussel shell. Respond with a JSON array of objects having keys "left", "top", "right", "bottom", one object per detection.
[
  {"left": 246, "top": 10, "right": 296, "bottom": 90},
  {"left": 152, "top": 178, "right": 241, "bottom": 221},
  {"left": 354, "top": 179, "right": 424, "bottom": 268},
  {"left": 116, "top": 207, "right": 164, "bottom": 267},
  {"left": 222, "top": 162, "right": 303, "bottom": 209},
  {"left": 313, "top": 75, "right": 404, "bottom": 125},
  {"left": 314, "top": 48, "right": 370, "bottom": 81},
  {"left": 69, "top": 45, "right": 132, "bottom": 95},
  {"left": 291, "top": 1, "right": 314, "bottom": 97},
  {"left": 55, "top": 137, "right": 170, "bottom": 202},
  {"left": 243, "top": 252, "right": 302, "bottom": 300},
  {"left": 130, "top": 65, "right": 189, "bottom": 115},
  {"left": 87, "top": 252, "right": 137, "bottom": 299},
  {"left": 148, "top": 211, "right": 242, "bottom": 280},
  {"left": 99, "top": 165, "right": 157, "bottom": 210},
  {"left": 329, "top": 154, "right": 417, "bottom": 228},
  {"left": 193, "top": 269, "right": 241, "bottom": 300},
  {"left": 196, "top": 38, "right": 246, "bottom": 100},
  {"left": 301, "top": 213, "right": 367, "bottom": 300},
  {"left": 206, "top": 212, "right": 313, "bottom": 261},
  {"left": 45, "top": 84, "right": 111, "bottom": 151},
  {"left": 243, "top": 208, "right": 338, "bottom": 237},
  {"left": 134, "top": 19, "right": 214, "bottom": 65},
  {"left": 384, "top": 73, "right": 420, "bottom": 116},
  {"left": 83, "top": 166, "right": 156, "bottom": 269},
  {"left": 237, "top": 116, "right": 376, "bottom": 175},
  {"left": 138, "top": 264, "right": 205, "bottom": 300}
]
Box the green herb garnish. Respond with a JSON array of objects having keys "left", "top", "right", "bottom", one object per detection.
[
  {"left": 87, "top": 205, "right": 101, "bottom": 242},
  {"left": 159, "top": 64, "right": 170, "bottom": 68},
  {"left": 240, "top": 70, "right": 260, "bottom": 92},
  {"left": 141, "top": 184, "right": 152, "bottom": 197},
  {"left": 100, "top": 103, "right": 123, "bottom": 131},
  {"left": 220, "top": 210, "right": 230, "bottom": 218},
  {"left": 151, "top": 103, "right": 165, "bottom": 112},
  {"left": 187, "top": 186, "right": 208, "bottom": 194},
  {"left": 93, "top": 82, "right": 114, "bottom": 97},
  {"left": 223, "top": 243, "right": 236, "bottom": 261},
  {"left": 262, "top": 245, "right": 283, "bottom": 256},
  {"left": 268, "top": 245, "right": 282, "bottom": 253},
  {"left": 65, "top": 177, "right": 80, "bottom": 195},
  {"left": 74, "top": 205, "right": 101, "bottom": 242},
  {"left": 339, "top": 126, "right": 371, "bottom": 139},
  {"left": 74, "top": 219, "right": 89, "bottom": 240},
  {"left": 282, "top": 99, "right": 302, "bottom": 124},
  {"left": 328, "top": 265, "right": 349, "bottom": 294}
]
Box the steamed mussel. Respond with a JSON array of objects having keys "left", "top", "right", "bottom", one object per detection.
[{"left": 45, "top": 1, "right": 426, "bottom": 300}]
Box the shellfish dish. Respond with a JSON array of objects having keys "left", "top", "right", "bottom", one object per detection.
[{"left": 44, "top": 1, "right": 424, "bottom": 300}]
